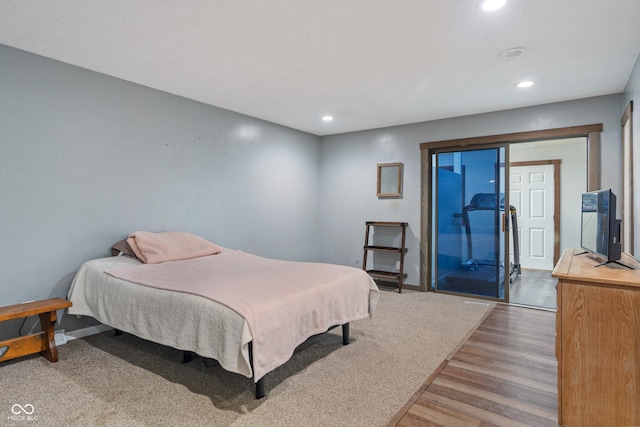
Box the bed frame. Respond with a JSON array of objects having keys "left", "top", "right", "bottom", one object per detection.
[
  {"left": 115, "top": 323, "right": 350, "bottom": 399},
  {"left": 69, "top": 251, "right": 377, "bottom": 401}
]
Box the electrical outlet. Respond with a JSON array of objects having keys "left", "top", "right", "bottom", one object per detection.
[
  {"left": 54, "top": 330, "right": 67, "bottom": 346},
  {"left": 395, "top": 261, "right": 401, "bottom": 270}
]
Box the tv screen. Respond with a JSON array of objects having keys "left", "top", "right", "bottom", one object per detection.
[{"left": 580, "top": 189, "right": 621, "bottom": 264}]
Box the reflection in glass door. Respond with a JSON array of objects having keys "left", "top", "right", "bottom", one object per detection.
[{"left": 432, "top": 146, "right": 508, "bottom": 301}]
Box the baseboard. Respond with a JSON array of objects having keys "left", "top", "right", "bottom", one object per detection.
[{"left": 64, "top": 324, "right": 113, "bottom": 342}]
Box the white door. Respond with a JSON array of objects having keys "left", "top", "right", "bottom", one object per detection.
[{"left": 510, "top": 164, "right": 555, "bottom": 270}]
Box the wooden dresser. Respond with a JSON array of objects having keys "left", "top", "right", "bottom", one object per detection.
[{"left": 552, "top": 249, "right": 640, "bottom": 427}]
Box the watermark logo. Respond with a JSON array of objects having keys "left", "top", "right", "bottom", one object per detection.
[
  {"left": 11, "top": 405, "right": 34, "bottom": 415},
  {"left": 7, "top": 404, "right": 37, "bottom": 422}
]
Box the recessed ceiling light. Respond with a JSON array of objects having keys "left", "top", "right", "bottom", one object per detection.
[
  {"left": 499, "top": 47, "right": 527, "bottom": 59},
  {"left": 516, "top": 80, "right": 534, "bottom": 88},
  {"left": 322, "top": 115, "right": 334, "bottom": 122},
  {"left": 481, "top": 0, "right": 506, "bottom": 11}
]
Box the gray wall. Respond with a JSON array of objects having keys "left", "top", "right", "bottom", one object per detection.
[
  {"left": 318, "top": 95, "right": 623, "bottom": 287},
  {"left": 623, "top": 53, "right": 640, "bottom": 259},
  {"left": 1, "top": 42, "right": 635, "bottom": 339},
  {"left": 0, "top": 45, "right": 320, "bottom": 338}
]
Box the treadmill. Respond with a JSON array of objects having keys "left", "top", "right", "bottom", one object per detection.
[{"left": 443, "top": 193, "right": 521, "bottom": 297}]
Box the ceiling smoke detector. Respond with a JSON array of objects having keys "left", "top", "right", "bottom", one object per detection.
[{"left": 499, "top": 47, "right": 527, "bottom": 59}]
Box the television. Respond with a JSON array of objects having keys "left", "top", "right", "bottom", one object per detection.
[{"left": 580, "top": 189, "right": 629, "bottom": 268}]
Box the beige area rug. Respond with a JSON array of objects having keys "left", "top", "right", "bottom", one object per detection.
[{"left": 0, "top": 290, "right": 494, "bottom": 427}]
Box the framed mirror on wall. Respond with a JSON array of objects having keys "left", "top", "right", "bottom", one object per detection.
[
  {"left": 377, "top": 162, "right": 403, "bottom": 197},
  {"left": 622, "top": 101, "right": 634, "bottom": 255}
]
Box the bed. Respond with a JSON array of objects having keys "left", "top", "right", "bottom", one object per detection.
[{"left": 67, "top": 232, "right": 379, "bottom": 398}]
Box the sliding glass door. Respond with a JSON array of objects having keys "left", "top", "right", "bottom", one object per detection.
[{"left": 432, "top": 145, "right": 508, "bottom": 301}]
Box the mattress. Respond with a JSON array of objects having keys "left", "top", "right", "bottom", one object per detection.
[
  {"left": 68, "top": 254, "right": 253, "bottom": 378},
  {"left": 67, "top": 249, "right": 379, "bottom": 381}
]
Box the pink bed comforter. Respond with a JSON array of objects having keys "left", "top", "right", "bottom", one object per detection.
[{"left": 105, "top": 250, "right": 379, "bottom": 381}]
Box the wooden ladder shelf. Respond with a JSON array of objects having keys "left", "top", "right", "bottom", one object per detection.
[{"left": 363, "top": 221, "right": 408, "bottom": 293}]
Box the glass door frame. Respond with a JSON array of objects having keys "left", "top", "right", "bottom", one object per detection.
[
  {"left": 430, "top": 143, "right": 510, "bottom": 303},
  {"left": 419, "top": 123, "right": 603, "bottom": 301}
]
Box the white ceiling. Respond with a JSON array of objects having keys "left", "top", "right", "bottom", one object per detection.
[{"left": 1, "top": 0, "right": 640, "bottom": 136}]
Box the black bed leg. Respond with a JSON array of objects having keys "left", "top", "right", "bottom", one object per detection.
[
  {"left": 182, "top": 351, "right": 193, "bottom": 363},
  {"left": 255, "top": 378, "right": 265, "bottom": 399},
  {"left": 114, "top": 329, "right": 123, "bottom": 336},
  {"left": 342, "top": 323, "right": 350, "bottom": 345},
  {"left": 248, "top": 341, "right": 266, "bottom": 399}
]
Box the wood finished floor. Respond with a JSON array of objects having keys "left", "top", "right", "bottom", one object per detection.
[{"left": 389, "top": 303, "right": 558, "bottom": 427}]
